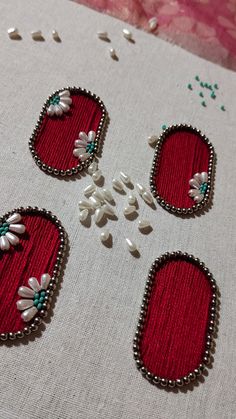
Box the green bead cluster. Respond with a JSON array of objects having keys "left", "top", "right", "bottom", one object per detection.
[
  {"left": 187, "top": 76, "right": 225, "bottom": 111},
  {"left": 49, "top": 95, "right": 60, "bottom": 106},
  {"left": 0, "top": 222, "right": 9, "bottom": 237},
  {"left": 33, "top": 290, "right": 46, "bottom": 310},
  {"left": 86, "top": 142, "right": 95, "bottom": 153},
  {"left": 199, "top": 182, "right": 207, "bottom": 195}
]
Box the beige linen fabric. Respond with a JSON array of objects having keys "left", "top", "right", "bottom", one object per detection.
[{"left": 0, "top": 1, "right": 235, "bottom": 418}]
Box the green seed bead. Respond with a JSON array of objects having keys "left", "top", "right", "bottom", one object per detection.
[
  {"left": 37, "top": 303, "right": 42, "bottom": 310},
  {"left": 41, "top": 291, "right": 46, "bottom": 297},
  {"left": 220, "top": 105, "right": 225, "bottom": 111},
  {"left": 34, "top": 299, "right": 39, "bottom": 306},
  {"left": 162, "top": 124, "right": 167, "bottom": 130},
  {"left": 199, "top": 92, "right": 204, "bottom": 97},
  {"left": 214, "top": 83, "right": 218, "bottom": 89},
  {"left": 3, "top": 223, "right": 8, "bottom": 227},
  {"left": 195, "top": 75, "right": 200, "bottom": 81},
  {"left": 200, "top": 82, "right": 204, "bottom": 87},
  {"left": 39, "top": 296, "right": 44, "bottom": 303},
  {"left": 34, "top": 293, "right": 39, "bottom": 300},
  {"left": 201, "top": 101, "right": 206, "bottom": 107},
  {"left": 187, "top": 84, "right": 193, "bottom": 90}
]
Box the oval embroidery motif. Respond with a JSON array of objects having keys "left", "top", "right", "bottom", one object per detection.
[
  {"left": 134, "top": 252, "right": 218, "bottom": 388},
  {"left": 150, "top": 125, "right": 215, "bottom": 215},
  {"left": 0, "top": 207, "right": 67, "bottom": 342},
  {"left": 29, "top": 87, "right": 108, "bottom": 177}
]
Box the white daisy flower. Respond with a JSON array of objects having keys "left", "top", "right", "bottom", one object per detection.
[
  {"left": 47, "top": 90, "right": 72, "bottom": 117},
  {"left": 73, "top": 130, "right": 96, "bottom": 162},
  {"left": 16, "top": 273, "right": 51, "bottom": 322},
  {"left": 0, "top": 213, "right": 25, "bottom": 251},
  {"left": 188, "top": 172, "right": 208, "bottom": 203}
]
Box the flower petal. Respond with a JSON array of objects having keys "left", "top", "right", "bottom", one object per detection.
[
  {"left": 80, "top": 153, "right": 90, "bottom": 162},
  {"left": 193, "top": 173, "right": 202, "bottom": 184},
  {"left": 9, "top": 224, "right": 26, "bottom": 234},
  {"left": 60, "top": 97, "right": 72, "bottom": 105},
  {"left": 59, "top": 90, "right": 70, "bottom": 97},
  {"left": 0, "top": 236, "right": 10, "bottom": 251},
  {"left": 189, "top": 178, "right": 200, "bottom": 189},
  {"left": 5, "top": 232, "right": 19, "bottom": 246},
  {"left": 41, "top": 273, "right": 51, "bottom": 290},
  {"left": 21, "top": 306, "right": 38, "bottom": 322},
  {"left": 28, "top": 277, "right": 41, "bottom": 292},
  {"left": 55, "top": 105, "right": 63, "bottom": 116},
  {"left": 79, "top": 132, "right": 88, "bottom": 142},
  {"left": 59, "top": 101, "right": 70, "bottom": 112},
  {"left": 188, "top": 189, "right": 200, "bottom": 197},
  {"left": 6, "top": 213, "right": 21, "bottom": 224},
  {"left": 74, "top": 139, "right": 87, "bottom": 148},
  {"left": 200, "top": 172, "right": 208, "bottom": 183},
  {"left": 18, "top": 286, "right": 35, "bottom": 298},
  {"left": 17, "top": 299, "right": 34, "bottom": 311},
  {"left": 88, "top": 131, "right": 96, "bottom": 142},
  {"left": 73, "top": 148, "right": 83, "bottom": 157},
  {"left": 47, "top": 104, "right": 55, "bottom": 116},
  {"left": 194, "top": 194, "right": 204, "bottom": 203}
]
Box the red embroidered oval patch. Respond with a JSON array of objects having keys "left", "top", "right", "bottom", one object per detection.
[
  {"left": 29, "top": 87, "right": 108, "bottom": 177},
  {"left": 150, "top": 125, "right": 215, "bottom": 215},
  {"left": 134, "top": 252, "right": 218, "bottom": 388},
  {"left": 0, "top": 207, "right": 67, "bottom": 342}
]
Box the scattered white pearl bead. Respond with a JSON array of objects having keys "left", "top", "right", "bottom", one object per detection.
[
  {"left": 103, "top": 204, "right": 115, "bottom": 216},
  {"left": 120, "top": 171, "right": 131, "bottom": 184},
  {"left": 109, "top": 48, "right": 116, "bottom": 59},
  {"left": 88, "top": 161, "right": 98, "bottom": 175},
  {"left": 138, "top": 219, "right": 151, "bottom": 230},
  {"left": 52, "top": 29, "right": 60, "bottom": 41},
  {"left": 7, "top": 27, "right": 20, "bottom": 39},
  {"left": 100, "top": 229, "right": 110, "bottom": 243},
  {"left": 148, "top": 17, "right": 158, "bottom": 31},
  {"left": 123, "top": 205, "right": 136, "bottom": 216},
  {"left": 125, "top": 238, "right": 138, "bottom": 253},
  {"left": 142, "top": 191, "right": 154, "bottom": 205},
  {"left": 136, "top": 183, "right": 146, "bottom": 195},
  {"left": 31, "top": 30, "right": 43, "bottom": 40},
  {"left": 123, "top": 28, "right": 132, "bottom": 40},
  {"left": 79, "top": 200, "right": 93, "bottom": 210},
  {"left": 84, "top": 184, "right": 96, "bottom": 197},
  {"left": 93, "top": 190, "right": 104, "bottom": 203},
  {"left": 89, "top": 196, "right": 101, "bottom": 209},
  {"left": 97, "top": 31, "right": 108, "bottom": 40},
  {"left": 148, "top": 135, "right": 158, "bottom": 146},
  {"left": 102, "top": 188, "right": 114, "bottom": 203},
  {"left": 94, "top": 207, "right": 105, "bottom": 224},
  {"left": 112, "top": 178, "right": 124, "bottom": 192},
  {"left": 128, "top": 193, "right": 136, "bottom": 205},
  {"left": 79, "top": 209, "right": 89, "bottom": 222},
  {"left": 92, "top": 169, "right": 103, "bottom": 182}
]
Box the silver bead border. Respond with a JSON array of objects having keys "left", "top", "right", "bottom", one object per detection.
[
  {"left": 133, "top": 251, "right": 218, "bottom": 388},
  {"left": 149, "top": 124, "right": 216, "bottom": 215},
  {"left": 0, "top": 206, "right": 67, "bottom": 342},
  {"left": 28, "top": 86, "right": 108, "bottom": 177}
]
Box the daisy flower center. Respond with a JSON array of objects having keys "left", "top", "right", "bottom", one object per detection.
[
  {"left": 199, "top": 182, "right": 207, "bottom": 194},
  {"left": 0, "top": 222, "right": 9, "bottom": 236},
  {"left": 49, "top": 95, "right": 60, "bottom": 106},
  {"left": 33, "top": 290, "right": 46, "bottom": 310},
  {"left": 86, "top": 142, "right": 95, "bottom": 153}
]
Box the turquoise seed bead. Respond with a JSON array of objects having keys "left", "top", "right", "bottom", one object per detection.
[
  {"left": 199, "top": 92, "right": 204, "bottom": 97},
  {"left": 34, "top": 299, "right": 39, "bottom": 306},
  {"left": 221, "top": 105, "right": 225, "bottom": 111},
  {"left": 37, "top": 303, "right": 42, "bottom": 310},
  {"left": 214, "top": 83, "right": 218, "bottom": 89},
  {"left": 39, "top": 296, "right": 44, "bottom": 303},
  {"left": 41, "top": 291, "right": 46, "bottom": 297},
  {"left": 195, "top": 75, "right": 200, "bottom": 81},
  {"left": 3, "top": 223, "right": 8, "bottom": 227},
  {"left": 162, "top": 125, "right": 167, "bottom": 130},
  {"left": 187, "top": 84, "right": 192, "bottom": 90},
  {"left": 201, "top": 101, "right": 206, "bottom": 107},
  {"left": 34, "top": 293, "right": 39, "bottom": 300}
]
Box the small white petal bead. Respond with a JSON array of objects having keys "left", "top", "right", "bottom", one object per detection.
[
  {"left": 128, "top": 193, "right": 136, "bottom": 205},
  {"left": 18, "top": 286, "right": 35, "bottom": 298},
  {"left": 16, "top": 299, "right": 34, "bottom": 311},
  {"left": 93, "top": 190, "right": 104, "bottom": 203},
  {"left": 59, "top": 102, "right": 70, "bottom": 112},
  {"left": 79, "top": 209, "right": 89, "bottom": 222},
  {"left": 194, "top": 195, "right": 204, "bottom": 203},
  {"left": 59, "top": 90, "right": 70, "bottom": 97},
  {"left": 100, "top": 229, "right": 110, "bottom": 242},
  {"left": 136, "top": 183, "right": 146, "bottom": 195},
  {"left": 79, "top": 200, "right": 93, "bottom": 210},
  {"left": 148, "top": 17, "right": 158, "bottom": 31},
  {"left": 60, "top": 96, "right": 72, "bottom": 105},
  {"left": 189, "top": 179, "right": 200, "bottom": 189},
  {"left": 47, "top": 105, "right": 54, "bottom": 116},
  {"left": 84, "top": 184, "right": 96, "bottom": 197},
  {"left": 21, "top": 306, "right": 38, "bottom": 322},
  {"left": 142, "top": 191, "right": 153, "bottom": 205},
  {"left": 148, "top": 135, "right": 158, "bottom": 146},
  {"left": 124, "top": 205, "right": 136, "bottom": 216},
  {"left": 79, "top": 131, "right": 88, "bottom": 141},
  {"left": 120, "top": 171, "right": 131, "bottom": 184},
  {"left": 73, "top": 148, "right": 84, "bottom": 157},
  {"left": 193, "top": 173, "right": 202, "bottom": 183},
  {"left": 6, "top": 232, "right": 19, "bottom": 246},
  {"left": 92, "top": 170, "right": 102, "bottom": 182},
  {"left": 80, "top": 153, "right": 90, "bottom": 162},
  {"left": 123, "top": 28, "right": 132, "bottom": 40},
  {"left": 55, "top": 105, "right": 63, "bottom": 116},
  {"left": 88, "top": 161, "right": 98, "bottom": 175},
  {"left": 41, "top": 273, "right": 51, "bottom": 290},
  {"left": 103, "top": 204, "right": 115, "bottom": 216},
  {"left": 102, "top": 188, "right": 114, "bottom": 202},
  {"left": 112, "top": 178, "right": 124, "bottom": 192},
  {"left": 126, "top": 238, "right": 137, "bottom": 253},
  {"left": 138, "top": 220, "right": 151, "bottom": 230},
  {"left": 9, "top": 224, "right": 25, "bottom": 234},
  {"left": 89, "top": 196, "right": 101, "bottom": 209},
  {"left": 0, "top": 236, "right": 10, "bottom": 251},
  {"left": 6, "top": 213, "right": 21, "bottom": 224},
  {"left": 88, "top": 131, "right": 96, "bottom": 142},
  {"left": 188, "top": 189, "right": 199, "bottom": 198},
  {"left": 201, "top": 172, "right": 208, "bottom": 183},
  {"left": 28, "top": 277, "right": 41, "bottom": 292},
  {"left": 97, "top": 31, "right": 108, "bottom": 40},
  {"left": 94, "top": 207, "right": 104, "bottom": 224}
]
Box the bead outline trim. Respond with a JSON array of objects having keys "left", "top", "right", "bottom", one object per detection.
[
  {"left": 0, "top": 206, "right": 67, "bottom": 342},
  {"left": 133, "top": 251, "right": 218, "bottom": 388},
  {"left": 149, "top": 124, "right": 215, "bottom": 215},
  {"left": 29, "top": 86, "right": 108, "bottom": 177}
]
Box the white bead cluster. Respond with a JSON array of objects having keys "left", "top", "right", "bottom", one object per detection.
[{"left": 79, "top": 164, "right": 154, "bottom": 255}]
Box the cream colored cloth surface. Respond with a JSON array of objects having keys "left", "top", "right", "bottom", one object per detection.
[{"left": 0, "top": 1, "right": 236, "bottom": 418}]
